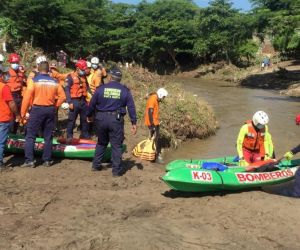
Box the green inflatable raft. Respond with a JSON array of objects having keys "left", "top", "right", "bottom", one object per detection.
[
  {"left": 5, "top": 134, "right": 126, "bottom": 161},
  {"left": 162, "top": 157, "right": 300, "bottom": 192}
]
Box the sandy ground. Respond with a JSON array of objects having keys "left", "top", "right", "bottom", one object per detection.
[
  {"left": 1, "top": 63, "right": 300, "bottom": 249},
  {"left": 1, "top": 129, "right": 300, "bottom": 250}
]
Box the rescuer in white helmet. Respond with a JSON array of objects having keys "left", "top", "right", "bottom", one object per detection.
[
  {"left": 144, "top": 88, "right": 168, "bottom": 163},
  {"left": 236, "top": 111, "right": 274, "bottom": 166}
]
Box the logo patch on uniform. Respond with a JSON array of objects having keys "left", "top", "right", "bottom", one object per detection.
[{"left": 104, "top": 88, "right": 121, "bottom": 99}]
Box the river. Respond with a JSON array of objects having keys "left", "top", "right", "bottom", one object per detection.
[{"left": 165, "top": 77, "right": 300, "bottom": 161}]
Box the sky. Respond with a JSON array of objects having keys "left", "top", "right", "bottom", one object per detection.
[{"left": 111, "top": 0, "right": 253, "bottom": 12}]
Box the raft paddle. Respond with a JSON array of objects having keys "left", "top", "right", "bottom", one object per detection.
[{"left": 246, "top": 158, "right": 284, "bottom": 172}]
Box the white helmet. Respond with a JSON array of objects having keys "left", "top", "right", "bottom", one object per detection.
[
  {"left": 253, "top": 111, "right": 269, "bottom": 126},
  {"left": 36, "top": 55, "right": 47, "bottom": 65},
  {"left": 0, "top": 54, "right": 4, "bottom": 62},
  {"left": 91, "top": 57, "right": 99, "bottom": 64},
  {"left": 157, "top": 88, "right": 168, "bottom": 99},
  {"left": 87, "top": 61, "right": 92, "bottom": 68}
]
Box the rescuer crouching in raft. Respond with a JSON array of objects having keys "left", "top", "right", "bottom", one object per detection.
[{"left": 236, "top": 111, "right": 274, "bottom": 166}]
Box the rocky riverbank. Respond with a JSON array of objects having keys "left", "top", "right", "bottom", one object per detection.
[{"left": 178, "top": 60, "right": 300, "bottom": 96}]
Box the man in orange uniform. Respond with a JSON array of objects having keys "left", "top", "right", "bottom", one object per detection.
[
  {"left": 88, "top": 57, "right": 107, "bottom": 94},
  {"left": 0, "top": 66, "right": 20, "bottom": 168},
  {"left": 6, "top": 53, "right": 25, "bottom": 133},
  {"left": 50, "top": 60, "right": 67, "bottom": 86},
  {"left": 65, "top": 60, "right": 90, "bottom": 141},
  {"left": 49, "top": 60, "right": 68, "bottom": 133},
  {"left": 144, "top": 88, "right": 168, "bottom": 163},
  {"left": 21, "top": 61, "right": 66, "bottom": 167}
]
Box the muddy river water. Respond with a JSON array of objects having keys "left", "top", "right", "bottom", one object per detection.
[{"left": 165, "top": 77, "right": 300, "bottom": 161}]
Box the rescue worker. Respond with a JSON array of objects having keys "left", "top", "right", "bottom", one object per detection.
[
  {"left": 282, "top": 114, "right": 300, "bottom": 197},
  {"left": 144, "top": 88, "right": 168, "bottom": 163},
  {"left": 27, "top": 56, "right": 47, "bottom": 83},
  {"left": 88, "top": 57, "right": 107, "bottom": 94},
  {"left": 65, "top": 59, "right": 90, "bottom": 141},
  {"left": 49, "top": 60, "right": 68, "bottom": 133},
  {"left": 236, "top": 111, "right": 274, "bottom": 166},
  {"left": 85, "top": 61, "right": 93, "bottom": 103},
  {"left": 21, "top": 61, "right": 66, "bottom": 167},
  {"left": 0, "top": 66, "right": 20, "bottom": 168},
  {"left": 87, "top": 68, "right": 137, "bottom": 176},
  {"left": 49, "top": 60, "right": 67, "bottom": 86},
  {"left": 6, "top": 53, "right": 25, "bottom": 134}
]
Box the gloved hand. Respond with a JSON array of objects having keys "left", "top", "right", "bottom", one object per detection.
[
  {"left": 284, "top": 151, "right": 294, "bottom": 160},
  {"left": 239, "top": 157, "right": 248, "bottom": 167},
  {"left": 264, "top": 154, "right": 271, "bottom": 160},
  {"left": 61, "top": 102, "right": 70, "bottom": 110}
]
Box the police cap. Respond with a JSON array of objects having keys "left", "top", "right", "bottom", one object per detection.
[{"left": 108, "top": 68, "right": 122, "bottom": 78}]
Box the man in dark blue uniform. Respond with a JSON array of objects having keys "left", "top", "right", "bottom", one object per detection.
[{"left": 87, "top": 68, "right": 137, "bottom": 176}]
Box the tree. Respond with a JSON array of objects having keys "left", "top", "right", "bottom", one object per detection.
[
  {"left": 250, "top": 0, "right": 300, "bottom": 57},
  {"left": 132, "top": 0, "right": 198, "bottom": 71},
  {"left": 194, "top": 0, "right": 255, "bottom": 64}
]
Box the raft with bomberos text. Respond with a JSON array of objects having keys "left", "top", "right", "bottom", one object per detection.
[
  {"left": 162, "top": 157, "right": 300, "bottom": 192},
  {"left": 5, "top": 134, "right": 126, "bottom": 161}
]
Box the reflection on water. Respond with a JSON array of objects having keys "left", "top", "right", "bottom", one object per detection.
[{"left": 165, "top": 77, "right": 300, "bottom": 162}]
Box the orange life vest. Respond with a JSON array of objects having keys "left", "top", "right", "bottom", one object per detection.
[
  {"left": 69, "top": 72, "right": 88, "bottom": 98},
  {"left": 0, "top": 82, "right": 13, "bottom": 122},
  {"left": 7, "top": 68, "right": 24, "bottom": 92},
  {"left": 242, "top": 120, "right": 265, "bottom": 156}
]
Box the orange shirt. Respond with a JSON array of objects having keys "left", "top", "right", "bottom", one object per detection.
[
  {"left": 21, "top": 73, "right": 66, "bottom": 117},
  {"left": 50, "top": 68, "right": 67, "bottom": 86},
  {"left": 0, "top": 82, "right": 13, "bottom": 122},
  {"left": 144, "top": 93, "right": 159, "bottom": 126}
]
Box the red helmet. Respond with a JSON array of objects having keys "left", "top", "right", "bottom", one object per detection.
[
  {"left": 8, "top": 53, "right": 20, "bottom": 63},
  {"left": 295, "top": 114, "right": 300, "bottom": 125},
  {"left": 75, "top": 60, "right": 87, "bottom": 70}
]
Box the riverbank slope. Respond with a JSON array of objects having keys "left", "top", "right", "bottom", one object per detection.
[{"left": 178, "top": 60, "right": 300, "bottom": 96}]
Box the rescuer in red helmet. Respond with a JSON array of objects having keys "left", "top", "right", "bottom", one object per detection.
[
  {"left": 6, "top": 53, "right": 25, "bottom": 133},
  {"left": 64, "top": 60, "right": 91, "bottom": 142}
]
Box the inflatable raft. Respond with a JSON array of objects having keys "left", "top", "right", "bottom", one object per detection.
[
  {"left": 162, "top": 157, "right": 300, "bottom": 192},
  {"left": 165, "top": 156, "right": 239, "bottom": 172},
  {"left": 5, "top": 134, "right": 126, "bottom": 161}
]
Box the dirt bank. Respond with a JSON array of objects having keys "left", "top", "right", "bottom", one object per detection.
[{"left": 178, "top": 60, "right": 300, "bottom": 96}]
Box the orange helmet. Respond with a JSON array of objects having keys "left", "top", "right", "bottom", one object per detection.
[
  {"left": 8, "top": 53, "right": 20, "bottom": 63},
  {"left": 75, "top": 60, "right": 87, "bottom": 70}
]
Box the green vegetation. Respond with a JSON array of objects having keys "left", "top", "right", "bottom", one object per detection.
[
  {"left": 122, "top": 68, "right": 217, "bottom": 148},
  {"left": 0, "top": 0, "right": 298, "bottom": 71},
  {"left": 250, "top": 0, "right": 300, "bottom": 58}
]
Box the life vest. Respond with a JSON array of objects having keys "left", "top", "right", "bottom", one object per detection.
[
  {"left": 69, "top": 72, "right": 88, "bottom": 98},
  {"left": 0, "top": 82, "right": 13, "bottom": 122},
  {"left": 7, "top": 68, "right": 24, "bottom": 92},
  {"left": 242, "top": 120, "right": 266, "bottom": 156},
  {"left": 88, "top": 68, "right": 102, "bottom": 94}
]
